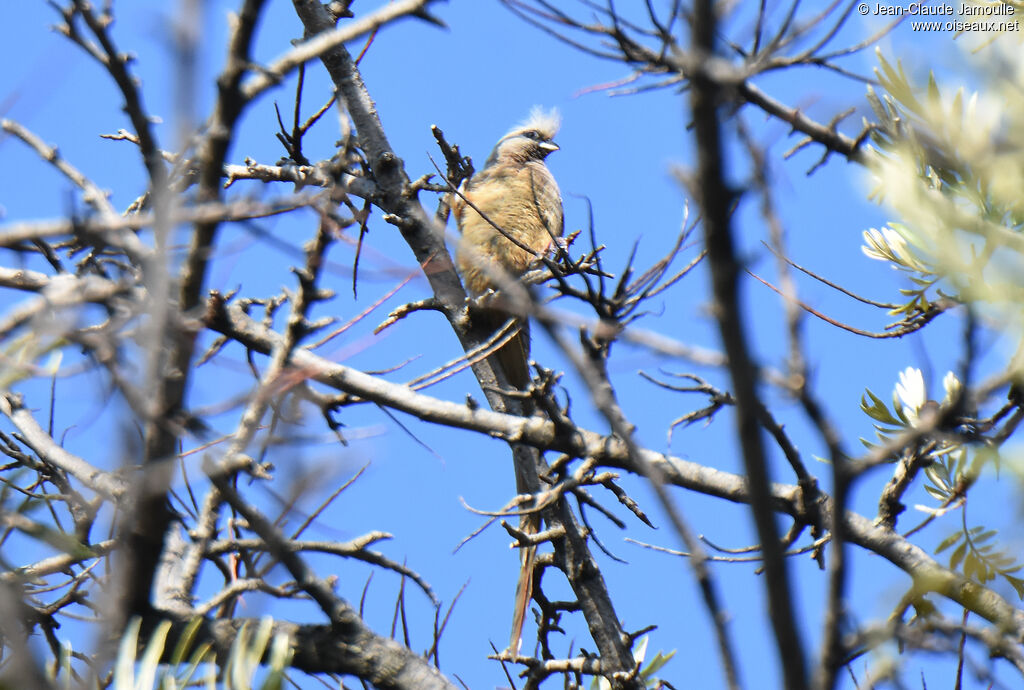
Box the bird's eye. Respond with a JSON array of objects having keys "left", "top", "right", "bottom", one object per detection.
[{"left": 521, "top": 130, "right": 541, "bottom": 141}]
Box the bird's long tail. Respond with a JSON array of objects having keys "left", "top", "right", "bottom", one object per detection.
[
  {"left": 480, "top": 311, "right": 538, "bottom": 654},
  {"left": 510, "top": 538, "right": 537, "bottom": 655},
  {"left": 484, "top": 311, "right": 531, "bottom": 390}
]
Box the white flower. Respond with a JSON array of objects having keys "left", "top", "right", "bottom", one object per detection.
[
  {"left": 861, "top": 226, "right": 927, "bottom": 271},
  {"left": 892, "top": 368, "right": 962, "bottom": 427},
  {"left": 862, "top": 227, "right": 898, "bottom": 263},
  {"left": 894, "top": 367, "right": 926, "bottom": 424},
  {"left": 941, "top": 371, "right": 962, "bottom": 407}
]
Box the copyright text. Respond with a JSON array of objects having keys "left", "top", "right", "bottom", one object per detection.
[
  {"left": 857, "top": 3, "right": 1015, "bottom": 16},
  {"left": 857, "top": 2, "right": 1019, "bottom": 31}
]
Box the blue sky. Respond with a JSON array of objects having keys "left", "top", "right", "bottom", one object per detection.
[{"left": 2, "top": 2, "right": 1022, "bottom": 688}]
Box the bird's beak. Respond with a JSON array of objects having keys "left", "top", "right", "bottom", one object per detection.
[{"left": 539, "top": 141, "right": 559, "bottom": 152}]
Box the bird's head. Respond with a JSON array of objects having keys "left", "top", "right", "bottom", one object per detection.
[{"left": 485, "top": 107, "right": 560, "bottom": 166}]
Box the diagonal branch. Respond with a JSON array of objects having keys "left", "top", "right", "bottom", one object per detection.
[
  {"left": 0, "top": 393, "right": 128, "bottom": 501},
  {"left": 242, "top": 0, "right": 445, "bottom": 101},
  {"left": 205, "top": 294, "right": 1024, "bottom": 640}
]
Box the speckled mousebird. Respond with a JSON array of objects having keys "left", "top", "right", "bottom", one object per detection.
[
  {"left": 454, "top": 107, "right": 563, "bottom": 390},
  {"left": 453, "top": 108, "right": 563, "bottom": 654}
]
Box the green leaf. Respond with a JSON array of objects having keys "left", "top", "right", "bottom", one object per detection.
[
  {"left": 934, "top": 531, "right": 963, "bottom": 554},
  {"left": 227, "top": 621, "right": 252, "bottom": 690},
  {"left": 169, "top": 617, "right": 204, "bottom": 666},
  {"left": 137, "top": 621, "right": 171, "bottom": 690},
  {"left": 954, "top": 449, "right": 969, "bottom": 480},
  {"left": 892, "top": 391, "right": 909, "bottom": 425},
  {"left": 927, "top": 72, "right": 941, "bottom": 113},
  {"left": 950, "top": 541, "right": 967, "bottom": 570},
  {"left": 861, "top": 388, "right": 899, "bottom": 425},
  {"left": 978, "top": 560, "right": 993, "bottom": 583},
  {"left": 251, "top": 617, "right": 275, "bottom": 664},
  {"left": 875, "top": 49, "right": 900, "bottom": 96},
  {"left": 115, "top": 617, "right": 142, "bottom": 690},
  {"left": 258, "top": 631, "right": 293, "bottom": 690},
  {"left": 641, "top": 649, "right": 676, "bottom": 681},
  {"left": 867, "top": 86, "right": 889, "bottom": 122},
  {"left": 963, "top": 553, "right": 977, "bottom": 580},
  {"left": 1004, "top": 574, "right": 1024, "bottom": 600},
  {"left": 173, "top": 643, "right": 214, "bottom": 690},
  {"left": 633, "top": 635, "right": 649, "bottom": 666},
  {"left": 9, "top": 519, "right": 95, "bottom": 562},
  {"left": 874, "top": 68, "right": 895, "bottom": 101},
  {"left": 924, "top": 462, "right": 950, "bottom": 486}
]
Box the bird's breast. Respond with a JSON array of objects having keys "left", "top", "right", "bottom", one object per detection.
[{"left": 455, "top": 161, "right": 563, "bottom": 295}]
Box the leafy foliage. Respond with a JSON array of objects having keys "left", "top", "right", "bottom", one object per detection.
[
  {"left": 936, "top": 524, "right": 1024, "bottom": 600},
  {"left": 590, "top": 635, "right": 676, "bottom": 690},
  {"left": 860, "top": 368, "right": 1024, "bottom": 600},
  {"left": 108, "top": 617, "right": 291, "bottom": 690},
  {"left": 863, "top": 46, "right": 1024, "bottom": 326}
]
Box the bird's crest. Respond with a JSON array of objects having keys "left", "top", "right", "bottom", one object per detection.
[
  {"left": 485, "top": 107, "right": 562, "bottom": 167},
  {"left": 504, "top": 106, "right": 561, "bottom": 141}
]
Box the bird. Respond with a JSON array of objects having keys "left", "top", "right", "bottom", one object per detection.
[
  {"left": 453, "top": 108, "right": 563, "bottom": 655},
  {"left": 454, "top": 107, "right": 564, "bottom": 391}
]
